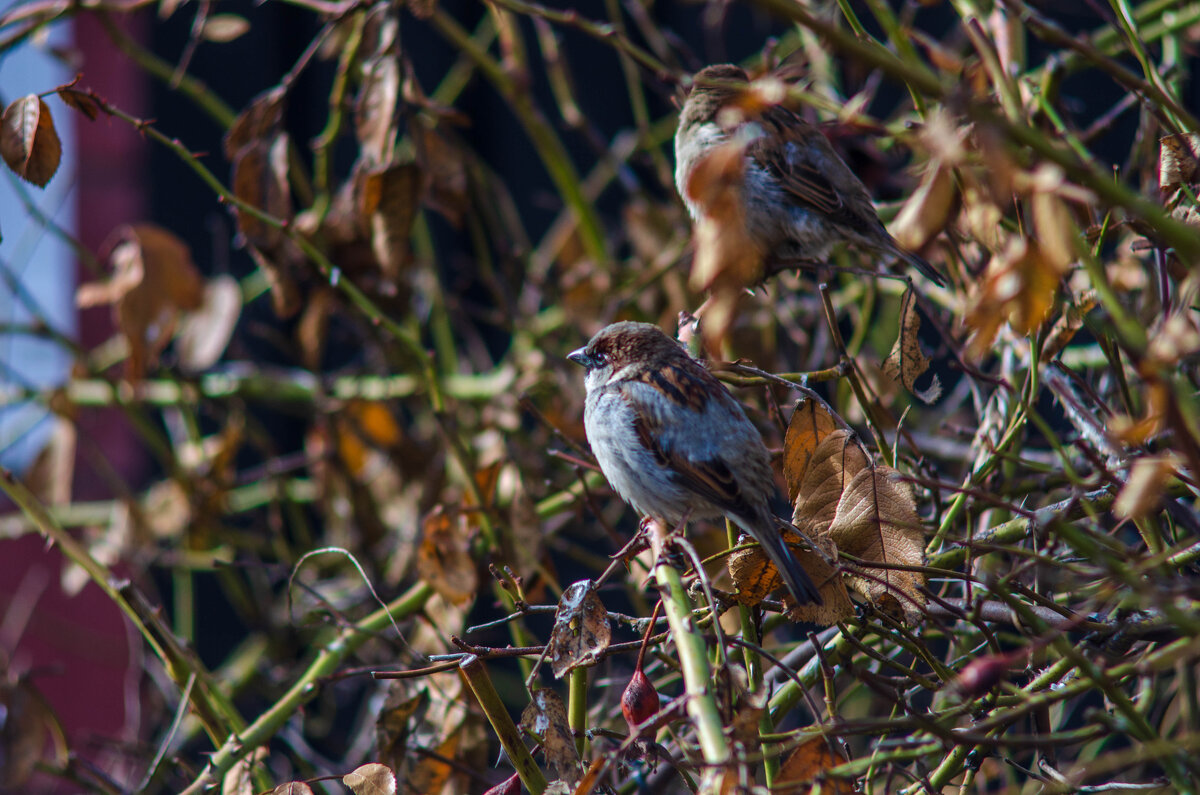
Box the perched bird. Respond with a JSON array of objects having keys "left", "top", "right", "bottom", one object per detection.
[
  {"left": 674, "top": 63, "right": 946, "bottom": 287},
  {"left": 569, "top": 321, "right": 822, "bottom": 606}
]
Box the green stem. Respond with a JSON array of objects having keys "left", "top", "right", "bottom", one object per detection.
[
  {"left": 654, "top": 535, "right": 731, "bottom": 765},
  {"left": 460, "top": 655, "right": 548, "bottom": 795}
]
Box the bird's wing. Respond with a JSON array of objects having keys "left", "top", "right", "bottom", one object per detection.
[
  {"left": 622, "top": 364, "right": 760, "bottom": 520},
  {"left": 750, "top": 108, "right": 847, "bottom": 217}
]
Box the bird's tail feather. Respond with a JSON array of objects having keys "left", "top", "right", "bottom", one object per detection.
[
  {"left": 750, "top": 524, "right": 822, "bottom": 606},
  {"left": 897, "top": 247, "right": 947, "bottom": 287}
]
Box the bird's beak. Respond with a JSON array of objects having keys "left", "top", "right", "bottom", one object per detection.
[{"left": 567, "top": 347, "right": 589, "bottom": 367}]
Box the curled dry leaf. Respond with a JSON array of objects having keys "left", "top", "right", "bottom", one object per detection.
[
  {"left": 549, "top": 580, "right": 612, "bottom": 678},
  {"left": 177, "top": 275, "right": 242, "bottom": 372},
  {"left": 362, "top": 162, "right": 421, "bottom": 279},
  {"left": 357, "top": 52, "right": 401, "bottom": 165},
  {"left": 520, "top": 689, "right": 581, "bottom": 785},
  {"left": 414, "top": 125, "right": 470, "bottom": 227},
  {"left": 246, "top": 241, "right": 302, "bottom": 318},
  {"left": 727, "top": 534, "right": 783, "bottom": 605},
  {"left": 343, "top": 762, "right": 397, "bottom": 795},
  {"left": 232, "top": 132, "right": 292, "bottom": 249},
  {"left": 826, "top": 466, "right": 925, "bottom": 621},
  {"left": 1113, "top": 455, "right": 1177, "bottom": 521},
  {"left": 882, "top": 288, "right": 941, "bottom": 404},
  {"left": 1159, "top": 132, "right": 1200, "bottom": 189},
  {"left": 773, "top": 735, "right": 853, "bottom": 794},
  {"left": 1, "top": 94, "right": 61, "bottom": 187},
  {"left": 57, "top": 86, "right": 106, "bottom": 121},
  {"left": 685, "top": 135, "right": 763, "bottom": 347},
  {"left": 225, "top": 86, "right": 286, "bottom": 160},
  {"left": 1146, "top": 311, "right": 1200, "bottom": 368},
  {"left": 76, "top": 223, "right": 204, "bottom": 381}
]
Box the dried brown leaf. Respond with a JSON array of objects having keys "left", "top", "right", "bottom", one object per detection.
[
  {"left": 773, "top": 735, "right": 853, "bottom": 794},
  {"left": 415, "top": 506, "right": 478, "bottom": 606},
  {"left": 415, "top": 125, "right": 469, "bottom": 227},
  {"left": 827, "top": 466, "right": 925, "bottom": 621},
  {"left": 548, "top": 580, "right": 611, "bottom": 678},
  {"left": 782, "top": 393, "right": 840, "bottom": 504},
  {"left": 76, "top": 223, "right": 204, "bottom": 380},
  {"left": 296, "top": 286, "right": 336, "bottom": 371},
  {"left": 1159, "top": 132, "right": 1200, "bottom": 189},
  {"left": 1146, "top": 311, "right": 1200, "bottom": 367},
  {"left": 792, "top": 430, "right": 871, "bottom": 536},
  {"left": 232, "top": 132, "right": 291, "bottom": 249},
  {"left": 57, "top": 87, "right": 106, "bottom": 121},
  {"left": 375, "top": 682, "right": 428, "bottom": 774},
  {"left": 520, "top": 689, "right": 581, "bottom": 785},
  {"left": 882, "top": 289, "right": 941, "bottom": 404},
  {"left": 358, "top": 53, "right": 401, "bottom": 165},
  {"left": 362, "top": 162, "right": 421, "bottom": 278},
  {"left": 224, "top": 86, "right": 285, "bottom": 160},
  {"left": 727, "top": 538, "right": 783, "bottom": 605},
  {"left": 784, "top": 536, "right": 855, "bottom": 625},
  {"left": 343, "top": 763, "right": 397, "bottom": 795},
  {"left": 336, "top": 401, "right": 402, "bottom": 477},
  {"left": 177, "top": 275, "right": 241, "bottom": 372},
  {"left": 1, "top": 94, "right": 61, "bottom": 186},
  {"left": 406, "top": 0, "right": 438, "bottom": 19},
  {"left": 246, "top": 242, "right": 301, "bottom": 318}
]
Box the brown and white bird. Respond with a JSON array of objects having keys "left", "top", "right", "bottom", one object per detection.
[
  {"left": 569, "top": 321, "right": 822, "bottom": 606},
  {"left": 674, "top": 63, "right": 946, "bottom": 286}
]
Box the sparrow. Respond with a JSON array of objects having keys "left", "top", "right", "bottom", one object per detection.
[
  {"left": 674, "top": 64, "right": 946, "bottom": 287},
  {"left": 569, "top": 321, "right": 822, "bottom": 606}
]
